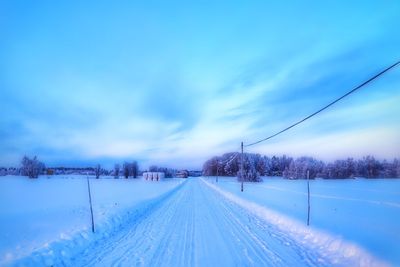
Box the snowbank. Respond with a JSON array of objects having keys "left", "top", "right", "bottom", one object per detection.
[
  {"left": 202, "top": 178, "right": 389, "bottom": 267},
  {"left": 203, "top": 176, "right": 400, "bottom": 265},
  {"left": 0, "top": 176, "right": 184, "bottom": 266}
]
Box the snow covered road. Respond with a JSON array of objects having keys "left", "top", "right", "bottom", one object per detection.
[{"left": 68, "top": 178, "right": 367, "bottom": 267}]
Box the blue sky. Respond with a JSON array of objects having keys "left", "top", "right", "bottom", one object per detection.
[{"left": 1, "top": 1, "right": 400, "bottom": 169}]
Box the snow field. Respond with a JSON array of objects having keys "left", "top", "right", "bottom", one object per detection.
[
  {"left": 1, "top": 176, "right": 398, "bottom": 266},
  {"left": 202, "top": 178, "right": 389, "bottom": 267},
  {"left": 70, "top": 178, "right": 345, "bottom": 267},
  {"left": 0, "top": 176, "right": 184, "bottom": 266}
]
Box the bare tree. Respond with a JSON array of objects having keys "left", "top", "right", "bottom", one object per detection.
[
  {"left": 21, "top": 156, "right": 45, "bottom": 178},
  {"left": 114, "top": 164, "right": 120, "bottom": 178},
  {"left": 149, "top": 165, "right": 158, "bottom": 172},
  {"left": 95, "top": 164, "right": 101, "bottom": 179},
  {"left": 132, "top": 161, "right": 138, "bottom": 178},
  {"left": 123, "top": 162, "right": 130, "bottom": 178}
]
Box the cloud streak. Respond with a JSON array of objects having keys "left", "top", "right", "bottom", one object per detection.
[{"left": 0, "top": 1, "right": 399, "bottom": 168}]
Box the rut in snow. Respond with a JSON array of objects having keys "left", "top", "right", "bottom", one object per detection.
[{"left": 68, "top": 178, "right": 369, "bottom": 267}]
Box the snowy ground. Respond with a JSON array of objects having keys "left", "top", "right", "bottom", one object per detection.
[
  {"left": 0, "top": 175, "right": 183, "bottom": 266},
  {"left": 0, "top": 176, "right": 397, "bottom": 266},
  {"left": 203, "top": 176, "right": 400, "bottom": 266}
]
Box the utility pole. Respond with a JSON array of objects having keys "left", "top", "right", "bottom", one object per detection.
[
  {"left": 241, "top": 141, "right": 244, "bottom": 192},
  {"left": 87, "top": 174, "right": 95, "bottom": 233},
  {"left": 307, "top": 170, "right": 310, "bottom": 226}
]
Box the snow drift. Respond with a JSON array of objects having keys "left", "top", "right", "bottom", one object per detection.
[{"left": 202, "top": 178, "right": 389, "bottom": 267}]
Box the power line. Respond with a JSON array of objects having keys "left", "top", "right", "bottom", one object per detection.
[
  {"left": 225, "top": 151, "right": 240, "bottom": 165},
  {"left": 245, "top": 61, "right": 400, "bottom": 147},
  {"left": 215, "top": 151, "right": 240, "bottom": 166}
]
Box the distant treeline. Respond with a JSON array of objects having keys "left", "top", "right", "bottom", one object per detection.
[
  {"left": 203, "top": 153, "right": 400, "bottom": 181},
  {"left": 0, "top": 156, "right": 140, "bottom": 179},
  {"left": 0, "top": 156, "right": 201, "bottom": 178},
  {"left": 148, "top": 165, "right": 177, "bottom": 178},
  {"left": 146, "top": 166, "right": 202, "bottom": 178}
]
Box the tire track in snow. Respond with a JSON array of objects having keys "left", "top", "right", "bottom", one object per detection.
[
  {"left": 197, "top": 179, "right": 326, "bottom": 267},
  {"left": 70, "top": 178, "right": 385, "bottom": 267},
  {"left": 216, "top": 195, "right": 327, "bottom": 266},
  {"left": 147, "top": 180, "right": 195, "bottom": 267},
  {"left": 202, "top": 178, "right": 389, "bottom": 267},
  {"left": 73, "top": 181, "right": 189, "bottom": 266}
]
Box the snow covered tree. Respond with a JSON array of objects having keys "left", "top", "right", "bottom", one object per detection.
[
  {"left": 223, "top": 153, "right": 239, "bottom": 176},
  {"left": 203, "top": 153, "right": 399, "bottom": 179},
  {"left": 149, "top": 165, "right": 158, "bottom": 172},
  {"left": 131, "top": 161, "right": 138, "bottom": 178},
  {"left": 253, "top": 154, "right": 266, "bottom": 176},
  {"left": 237, "top": 153, "right": 261, "bottom": 182},
  {"left": 282, "top": 157, "right": 323, "bottom": 179},
  {"left": 122, "top": 161, "right": 139, "bottom": 178},
  {"left": 95, "top": 164, "right": 101, "bottom": 179},
  {"left": 395, "top": 159, "right": 400, "bottom": 178},
  {"left": 21, "top": 156, "right": 45, "bottom": 178},
  {"left": 279, "top": 155, "right": 293, "bottom": 176},
  {"left": 114, "top": 164, "right": 120, "bottom": 178},
  {"left": 152, "top": 167, "right": 176, "bottom": 178},
  {"left": 364, "top": 156, "right": 381, "bottom": 178},
  {"left": 270, "top": 156, "right": 280, "bottom": 176},
  {"left": 202, "top": 156, "right": 218, "bottom": 176},
  {"left": 123, "top": 162, "right": 130, "bottom": 178},
  {"left": 264, "top": 156, "right": 272, "bottom": 176}
]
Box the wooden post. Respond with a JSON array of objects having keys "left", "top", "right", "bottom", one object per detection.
[
  {"left": 87, "top": 175, "right": 95, "bottom": 233},
  {"left": 241, "top": 141, "right": 244, "bottom": 192},
  {"left": 216, "top": 161, "right": 219, "bottom": 183},
  {"left": 307, "top": 170, "right": 310, "bottom": 226}
]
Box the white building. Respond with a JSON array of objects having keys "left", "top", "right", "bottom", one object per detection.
[{"left": 143, "top": 172, "right": 165, "bottom": 181}]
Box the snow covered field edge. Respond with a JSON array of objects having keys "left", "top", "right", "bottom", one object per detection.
[
  {"left": 201, "top": 178, "right": 389, "bottom": 267},
  {"left": 7, "top": 180, "right": 187, "bottom": 267}
]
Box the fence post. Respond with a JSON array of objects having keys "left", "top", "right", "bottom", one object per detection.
[
  {"left": 241, "top": 142, "right": 244, "bottom": 192},
  {"left": 87, "top": 174, "right": 95, "bottom": 233},
  {"left": 307, "top": 170, "right": 310, "bottom": 226},
  {"left": 216, "top": 161, "right": 219, "bottom": 183}
]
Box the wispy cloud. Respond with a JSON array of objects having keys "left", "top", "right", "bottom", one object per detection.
[{"left": 0, "top": 1, "right": 399, "bottom": 168}]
